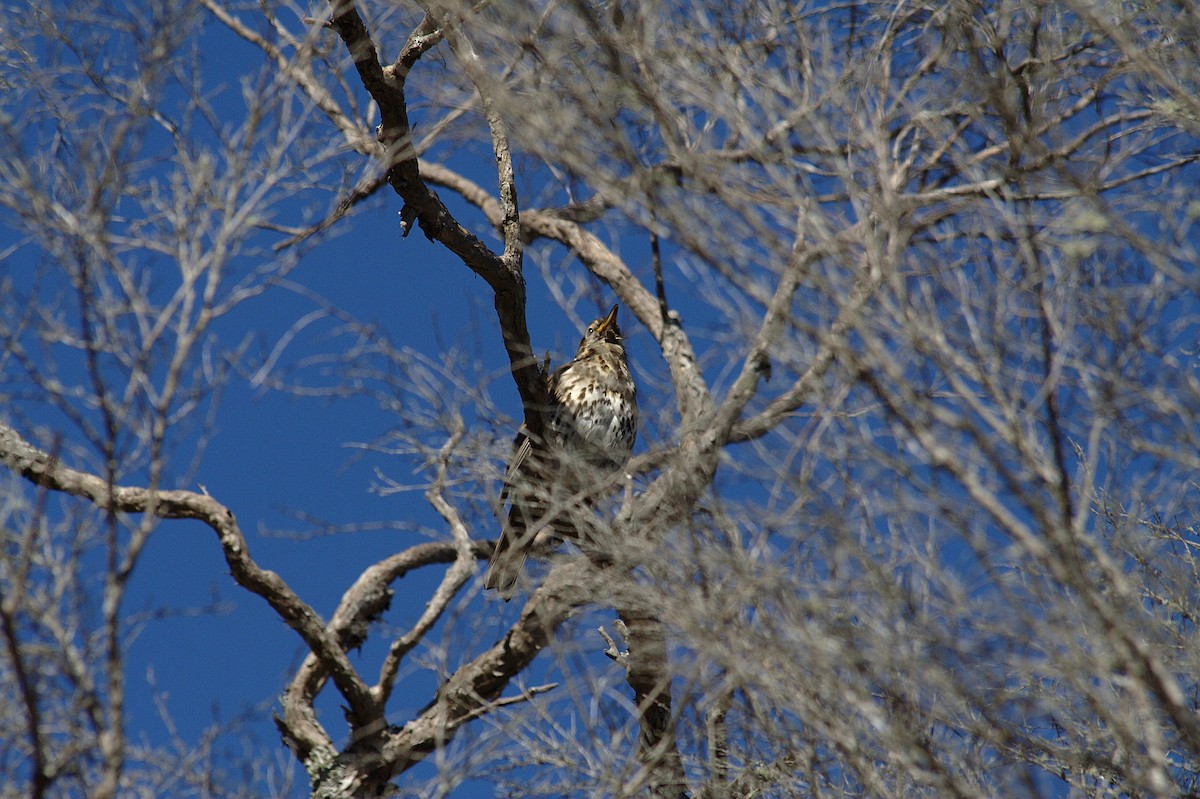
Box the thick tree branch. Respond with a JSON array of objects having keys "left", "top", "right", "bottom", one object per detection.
[{"left": 618, "top": 608, "right": 687, "bottom": 799}]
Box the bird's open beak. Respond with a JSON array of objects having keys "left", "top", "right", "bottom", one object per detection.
[{"left": 595, "top": 304, "right": 619, "bottom": 336}]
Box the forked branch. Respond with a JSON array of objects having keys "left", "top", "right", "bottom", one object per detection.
[{"left": 325, "top": 2, "right": 548, "bottom": 438}]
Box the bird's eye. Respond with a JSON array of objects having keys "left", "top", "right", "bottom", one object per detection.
[{"left": 587, "top": 326, "right": 595, "bottom": 335}]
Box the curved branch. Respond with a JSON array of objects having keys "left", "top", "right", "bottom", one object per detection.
[
  {"left": 0, "top": 422, "right": 379, "bottom": 729},
  {"left": 277, "top": 539, "right": 493, "bottom": 763},
  {"left": 376, "top": 419, "right": 482, "bottom": 704},
  {"left": 422, "top": 3, "right": 524, "bottom": 275},
  {"left": 395, "top": 560, "right": 584, "bottom": 745},
  {"left": 710, "top": 232, "right": 813, "bottom": 442}
]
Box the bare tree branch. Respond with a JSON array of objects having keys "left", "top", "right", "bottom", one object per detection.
[
  {"left": 307, "top": 560, "right": 591, "bottom": 796},
  {"left": 0, "top": 422, "right": 380, "bottom": 730}
]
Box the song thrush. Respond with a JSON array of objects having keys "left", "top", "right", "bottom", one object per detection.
[{"left": 485, "top": 304, "right": 637, "bottom": 597}]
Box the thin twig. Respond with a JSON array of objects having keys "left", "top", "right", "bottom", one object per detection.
[{"left": 375, "top": 421, "right": 480, "bottom": 703}]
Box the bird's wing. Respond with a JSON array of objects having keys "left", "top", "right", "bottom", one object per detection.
[
  {"left": 487, "top": 361, "right": 562, "bottom": 597},
  {"left": 487, "top": 426, "right": 539, "bottom": 599},
  {"left": 494, "top": 425, "right": 533, "bottom": 516},
  {"left": 495, "top": 357, "right": 569, "bottom": 515}
]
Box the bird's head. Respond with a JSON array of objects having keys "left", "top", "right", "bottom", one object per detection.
[{"left": 579, "top": 304, "right": 623, "bottom": 352}]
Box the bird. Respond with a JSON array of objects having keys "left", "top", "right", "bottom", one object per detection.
[{"left": 485, "top": 304, "right": 637, "bottom": 597}]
